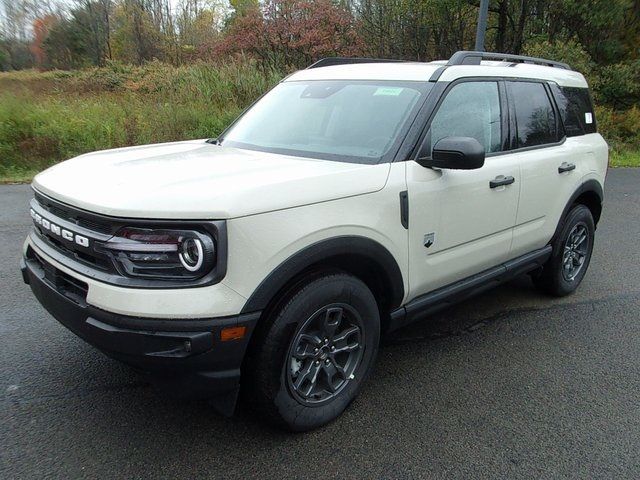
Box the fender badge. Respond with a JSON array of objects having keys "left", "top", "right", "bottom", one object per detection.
[{"left": 424, "top": 232, "right": 435, "bottom": 248}]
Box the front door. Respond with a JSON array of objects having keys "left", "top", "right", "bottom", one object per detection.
[{"left": 406, "top": 80, "right": 520, "bottom": 300}]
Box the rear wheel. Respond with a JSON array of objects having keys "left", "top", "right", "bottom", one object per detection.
[
  {"left": 533, "top": 204, "right": 595, "bottom": 296},
  {"left": 244, "top": 273, "right": 380, "bottom": 431}
]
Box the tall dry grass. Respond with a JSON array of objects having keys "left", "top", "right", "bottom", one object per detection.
[
  {"left": 1, "top": 59, "right": 639, "bottom": 181},
  {"left": 0, "top": 60, "right": 283, "bottom": 181}
]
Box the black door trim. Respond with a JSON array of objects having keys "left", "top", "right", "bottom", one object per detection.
[
  {"left": 399, "top": 190, "right": 409, "bottom": 229},
  {"left": 388, "top": 245, "right": 552, "bottom": 332}
]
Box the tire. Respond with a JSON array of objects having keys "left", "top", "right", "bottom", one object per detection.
[
  {"left": 244, "top": 273, "right": 380, "bottom": 432},
  {"left": 533, "top": 204, "right": 595, "bottom": 297}
]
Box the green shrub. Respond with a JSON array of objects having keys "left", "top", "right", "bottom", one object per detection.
[
  {"left": 0, "top": 60, "right": 281, "bottom": 181},
  {"left": 1, "top": 58, "right": 638, "bottom": 183},
  {"left": 595, "top": 60, "right": 640, "bottom": 108},
  {"left": 524, "top": 40, "right": 640, "bottom": 158},
  {"left": 597, "top": 105, "right": 640, "bottom": 153},
  {"left": 524, "top": 39, "right": 595, "bottom": 80}
]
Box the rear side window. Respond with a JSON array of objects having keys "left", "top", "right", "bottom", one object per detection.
[
  {"left": 550, "top": 85, "right": 597, "bottom": 136},
  {"left": 508, "top": 81, "right": 558, "bottom": 148}
]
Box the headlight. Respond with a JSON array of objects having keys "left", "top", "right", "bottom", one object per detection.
[
  {"left": 96, "top": 227, "right": 216, "bottom": 280},
  {"left": 179, "top": 237, "right": 204, "bottom": 271}
]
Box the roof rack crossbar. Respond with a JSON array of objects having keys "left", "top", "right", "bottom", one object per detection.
[
  {"left": 308, "top": 57, "right": 405, "bottom": 69},
  {"left": 447, "top": 51, "right": 571, "bottom": 70}
]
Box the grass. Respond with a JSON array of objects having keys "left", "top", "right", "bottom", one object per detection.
[
  {"left": 0, "top": 61, "right": 638, "bottom": 183},
  {"left": 0, "top": 167, "right": 39, "bottom": 184},
  {"left": 609, "top": 150, "right": 640, "bottom": 168},
  {"left": 0, "top": 60, "right": 282, "bottom": 183}
]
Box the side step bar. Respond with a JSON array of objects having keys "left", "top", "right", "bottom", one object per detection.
[{"left": 388, "top": 245, "right": 552, "bottom": 332}]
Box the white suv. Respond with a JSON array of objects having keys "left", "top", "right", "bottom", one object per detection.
[{"left": 21, "top": 51, "right": 608, "bottom": 431}]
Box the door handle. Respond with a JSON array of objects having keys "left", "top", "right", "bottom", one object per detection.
[
  {"left": 558, "top": 162, "right": 576, "bottom": 173},
  {"left": 490, "top": 175, "right": 515, "bottom": 188}
]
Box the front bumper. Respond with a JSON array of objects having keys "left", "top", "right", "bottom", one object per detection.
[{"left": 21, "top": 252, "right": 260, "bottom": 416}]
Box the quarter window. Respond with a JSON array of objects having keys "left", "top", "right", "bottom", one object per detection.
[
  {"left": 550, "top": 84, "right": 597, "bottom": 136},
  {"left": 508, "top": 81, "right": 558, "bottom": 148},
  {"left": 427, "top": 81, "right": 502, "bottom": 155}
]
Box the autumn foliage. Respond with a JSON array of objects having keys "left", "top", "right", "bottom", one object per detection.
[
  {"left": 29, "top": 15, "right": 58, "bottom": 68},
  {"left": 204, "top": 0, "right": 364, "bottom": 70}
]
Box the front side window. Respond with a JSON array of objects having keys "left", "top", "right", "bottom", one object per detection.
[
  {"left": 427, "top": 81, "right": 502, "bottom": 156},
  {"left": 222, "top": 80, "right": 430, "bottom": 164},
  {"left": 508, "top": 81, "right": 558, "bottom": 148}
]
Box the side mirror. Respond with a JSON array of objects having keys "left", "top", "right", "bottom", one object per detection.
[{"left": 417, "top": 137, "right": 485, "bottom": 170}]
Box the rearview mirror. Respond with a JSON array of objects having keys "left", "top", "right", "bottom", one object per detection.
[{"left": 417, "top": 137, "right": 485, "bottom": 170}]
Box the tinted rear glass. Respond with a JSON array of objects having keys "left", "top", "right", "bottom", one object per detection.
[
  {"left": 508, "top": 81, "right": 558, "bottom": 148},
  {"left": 551, "top": 85, "right": 597, "bottom": 136}
]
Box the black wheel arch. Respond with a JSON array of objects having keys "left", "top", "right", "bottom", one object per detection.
[
  {"left": 240, "top": 236, "right": 405, "bottom": 324},
  {"left": 552, "top": 179, "right": 603, "bottom": 243}
]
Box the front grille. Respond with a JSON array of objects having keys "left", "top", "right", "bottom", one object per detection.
[
  {"left": 28, "top": 190, "right": 227, "bottom": 289},
  {"left": 77, "top": 217, "right": 112, "bottom": 234},
  {"left": 31, "top": 193, "right": 116, "bottom": 274},
  {"left": 34, "top": 192, "right": 113, "bottom": 235},
  {"left": 36, "top": 228, "right": 111, "bottom": 271}
]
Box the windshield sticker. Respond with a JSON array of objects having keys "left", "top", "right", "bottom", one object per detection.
[
  {"left": 374, "top": 87, "right": 404, "bottom": 96},
  {"left": 585, "top": 112, "right": 593, "bottom": 124}
]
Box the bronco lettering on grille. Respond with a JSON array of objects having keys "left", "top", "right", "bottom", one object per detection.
[{"left": 30, "top": 209, "right": 90, "bottom": 248}]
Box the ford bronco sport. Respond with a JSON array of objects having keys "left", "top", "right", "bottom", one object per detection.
[{"left": 21, "top": 51, "right": 608, "bottom": 431}]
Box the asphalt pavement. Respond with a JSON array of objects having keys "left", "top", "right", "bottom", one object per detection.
[{"left": 1, "top": 169, "right": 639, "bottom": 479}]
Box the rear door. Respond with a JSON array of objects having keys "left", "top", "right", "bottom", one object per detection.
[
  {"left": 406, "top": 80, "right": 520, "bottom": 299},
  {"left": 505, "top": 81, "right": 586, "bottom": 258}
]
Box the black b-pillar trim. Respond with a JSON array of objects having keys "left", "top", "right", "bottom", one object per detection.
[{"left": 399, "top": 191, "right": 409, "bottom": 229}]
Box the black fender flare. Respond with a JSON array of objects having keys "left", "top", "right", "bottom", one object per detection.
[
  {"left": 552, "top": 178, "right": 604, "bottom": 242},
  {"left": 240, "top": 236, "right": 405, "bottom": 314}
]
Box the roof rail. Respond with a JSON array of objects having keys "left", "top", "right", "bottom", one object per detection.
[
  {"left": 447, "top": 51, "right": 571, "bottom": 70},
  {"left": 308, "top": 57, "right": 405, "bottom": 69}
]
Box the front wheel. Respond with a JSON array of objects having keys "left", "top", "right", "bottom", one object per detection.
[
  {"left": 244, "top": 273, "right": 380, "bottom": 431},
  {"left": 533, "top": 204, "right": 595, "bottom": 296}
]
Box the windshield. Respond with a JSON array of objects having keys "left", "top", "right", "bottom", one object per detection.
[{"left": 221, "top": 80, "right": 430, "bottom": 164}]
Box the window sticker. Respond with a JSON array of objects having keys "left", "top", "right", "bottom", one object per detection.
[
  {"left": 374, "top": 87, "right": 404, "bottom": 96},
  {"left": 585, "top": 112, "right": 593, "bottom": 124}
]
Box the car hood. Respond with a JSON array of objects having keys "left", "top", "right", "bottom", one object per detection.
[{"left": 32, "top": 140, "right": 391, "bottom": 219}]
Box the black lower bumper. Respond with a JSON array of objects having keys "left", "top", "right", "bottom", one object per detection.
[{"left": 21, "top": 252, "right": 260, "bottom": 416}]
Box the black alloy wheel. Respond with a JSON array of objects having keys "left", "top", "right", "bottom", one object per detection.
[
  {"left": 533, "top": 204, "right": 595, "bottom": 296},
  {"left": 286, "top": 304, "right": 364, "bottom": 405},
  {"left": 244, "top": 273, "right": 380, "bottom": 431},
  {"left": 561, "top": 223, "right": 590, "bottom": 282}
]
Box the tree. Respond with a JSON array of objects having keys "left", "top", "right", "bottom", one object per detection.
[
  {"left": 111, "top": 1, "right": 164, "bottom": 64},
  {"left": 177, "top": 0, "right": 225, "bottom": 47},
  {"left": 352, "top": 0, "right": 477, "bottom": 61},
  {"left": 0, "top": 37, "right": 9, "bottom": 71},
  {"left": 41, "top": 2, "right": 114, "bottom": 69},
  {"left": 44, "top": 15, "right": 89, "bottom": 69},
  {"left": 73, "top": 0, "right": 114, "bottom": 65},
  {"left": 0, "top": 0, "right": 59, "bottom": 41},
  {"left": 215, "top": 0, "right": 363, "bottom": 70},
  {"left": 227, "top": 0, "right": 259, "bottom": 21},
  {"left": 30, "top": 14, "right": 58, "bottom": 67}
]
